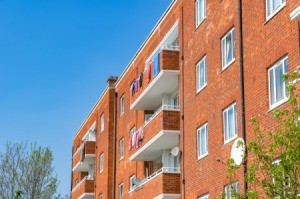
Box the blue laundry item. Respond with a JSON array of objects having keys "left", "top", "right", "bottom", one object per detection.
[{"left": 153, "top": 51, "right": 160, "bottom": 77}]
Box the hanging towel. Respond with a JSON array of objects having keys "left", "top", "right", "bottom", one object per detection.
[
  {"left": 146, "top": 62, "right": 151, "bottom": 82},
  {"left": 131, "top": 83, "right": 136, "bottom": 96},
  {"left": 153, "top": 51, "right": 160, "bottom": 77},
  {"left": 135, "top": 130, "right": 140, "bottom": 148},
  {"left": 132, "top": 131, "right": 136, "bottom": 147},
  {"left": 135, "top": 79, "right": 139, "bottom": 92},
  {"left": 139, "top": 126, "right": 144, "bottom": 140}
]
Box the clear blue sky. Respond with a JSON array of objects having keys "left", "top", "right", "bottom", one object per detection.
[{"left": 0, "top": 0, "right": 171, "bottom": 196}]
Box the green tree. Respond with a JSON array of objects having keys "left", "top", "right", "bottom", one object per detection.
[
  {"left": 220, "top": 72, "right": 300, "bottom": 199},
  {"left": 0, "top": 142, "right": 60, "bottom": 199}
]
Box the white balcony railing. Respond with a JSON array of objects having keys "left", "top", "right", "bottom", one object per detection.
[
  {"left": 144, "top": 105, "right": 180, "bottom": 127},
  {"left": 71, "top": 176, "right": 94, "bottom": 193},
  {"left": 130, "top": 167, "right": 180, "bottom": 192},
  {"left": 161, "top": 45, "right": 179, "bottom": 51}
]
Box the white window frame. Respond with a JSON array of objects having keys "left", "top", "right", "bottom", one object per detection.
[
  {"left": 221, "top": 28, "right": 235, "bottom": 70},
  {"left": 99, "top": 194, "right": 103, "bottom": 199},
  {"left": 100, "top": 153, "right": 104, "bottom": 173},
  {"left": 197, "top": 123, "right": 208, "bottom": 159},
  {"left": 225, "top": 182, "right": 239, "bottom": 199},
  {"left": 223, "top": 103, "right": 238, "bottom": 144},
  {"left": 129, "top": 175, "right": 136, "bottom": 191},
  {"left": 120, "top": 95, "right": 125, "bottom": 116},
  {"left": 266, "top": 0, "right": 286, "bottom": 21},
  {"left": 268, "top": 56, "right": 288, "bottom": 110},
  {"left": 119, "top": 138, "right": 124, "bottom": 160},
  {"left": 198, "top": 193, "right": 209, "bottom": 199},
  {"left": 195, "top": 0, "right": 206, "bottom": 27},
  {"left": 196, "top": 56, "right": 207, "bottom": 93},
  {"left": 119, "top": 183, "right": 124, "bottom": 199},
  {"left": 100, "top": 113, "right": 104, "bottom": 133}
]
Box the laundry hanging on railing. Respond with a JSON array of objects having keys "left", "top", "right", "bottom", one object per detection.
[
  {"left": 146, "top": 61, "right": 152, "bottom": 82},
  {"left": 153, "top": 52, "right": 160, "bottom": 77},
  {"left": 128, "top": 126, "right": 144, "bottom": 150}
]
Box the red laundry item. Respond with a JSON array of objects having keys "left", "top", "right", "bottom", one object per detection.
[
  {"left": 146, "top": 62, "right": 152, "bottom": 82},
  {"left": 135, "top": 130, "right": 139, "bottom": 148}
]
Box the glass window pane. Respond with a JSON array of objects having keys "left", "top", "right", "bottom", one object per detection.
[
  {"left": 201, "top": 128, "right": 205, "bottom": 154},
  {"left": 226, "top": 34, "right": 232, "bottom": 63},
  {"left": 200, "top": 61, "right": 205, "bottom": 87},
  {"left": 224, "top": 111, "right": 228, "bottom": 140},
  {"left": 275, "top": 64, "right": 284, "bottom": 101},
  {"left": 228, "top": 108, "right": 234, "bottom": 138},
  {"left": 273, "top": 0, "right": 281, "bottom": 10},
  {"left": 270, "top": 69, "right": 275, "bottom": 105}
]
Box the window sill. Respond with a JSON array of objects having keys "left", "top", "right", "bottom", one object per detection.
[
  {"left": 119, "top": 157, "right": 124, "bottom": 161},
  {"left": 197, "top": 153, "right": 208, "bottom": 161},
  {"left": 221, "top": 58, "right": 236, "bottom": 72},
  {"left": 268, "top": 97, "right": 288, "bottom": 112},
  {"left": 224, "top": 134, "right": 238, "bottom": 145},
  {"left": 265, "top": 3, "right": 286, "bottom": 24}
]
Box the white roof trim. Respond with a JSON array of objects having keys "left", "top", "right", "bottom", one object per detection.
[{"left": 78, "top": 193, "right": 94, "bottom": 199}]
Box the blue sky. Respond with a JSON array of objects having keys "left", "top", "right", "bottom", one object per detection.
[{"left": 0, "top": 0, "right": 171, "bottom": 196}]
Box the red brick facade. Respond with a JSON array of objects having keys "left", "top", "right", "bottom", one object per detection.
[{"left": 71, "top": 0, "right": 300, "bottom": 198}]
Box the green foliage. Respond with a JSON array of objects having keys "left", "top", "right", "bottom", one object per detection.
[
  {"left": 0, "top": 142, "right": 62, "bottom": 199},
  {"left": 221, "top": 72, "right": 300, "bottom": 199}
]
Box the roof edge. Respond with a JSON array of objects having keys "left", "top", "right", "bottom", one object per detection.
[{"left": 115, "top": 0, "right": 177, "bottom": 87}]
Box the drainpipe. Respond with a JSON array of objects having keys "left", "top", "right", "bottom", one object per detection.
[
  {"left": 180, "top": 5, "right": 186, "bottom": 199},
  {"left": 113, "top": 91, "right": 118, "bottom": 199},
  {"left": 237, "top": 0, "right": 248, "bottom": 197}
]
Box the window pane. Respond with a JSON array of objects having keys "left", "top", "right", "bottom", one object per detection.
[
  {"left": 224, "top": 111, "right": 228, "bottom": 140},
  {"left": 200, "top": 128, "right": 206, "bottom": 154},
  {"left": 200, "top": 61, "right": 205, "bottom": 87},
  {"left": 197, "top": 130, "right": 201, "bottom": 156},
  {"left": 270, "top": 69, "right": 275, "bottom": 105},
  {"left": 228, "top": 108, "right": 234, "bottom": 137},
  {"left": 267, "top": 0, "right": 272, "bottom": 16},
  {"left": 231, "top": 30, "right": 235, "bottom": 59},
  {"left": 275, "top": 64, "right": 284, "bottom": 101},
  {"left": 222, "top": 39, "right": 226, "bottom": 67},
  {"left": 273, "top": 0, "right": 281, "bottom": 10},
  {"left": 226, "top": 34, "right": 232, "bottom": 63}
]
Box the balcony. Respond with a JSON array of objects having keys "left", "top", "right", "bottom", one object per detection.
[
  {"left": 73, "top": 141, "right": 96, "bottom": 172},
  {"left": 71, "top": 177, "right": 95, "bottom": 199},
  {"left": 130, "top": 105, "right": 180, "bottom": 161},
  {"left": 129, "top": 167, "right": 181, "bottom": 199},
  {"left": 130, "top": 48, "right": 180, "bottom": 110}
]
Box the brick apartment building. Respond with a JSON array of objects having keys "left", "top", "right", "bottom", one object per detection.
[{"left": 70, "top": 0, "right": 300, "bottom": 198}]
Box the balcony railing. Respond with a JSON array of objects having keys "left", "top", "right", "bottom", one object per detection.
[
  {"left": 128, "top": 167, "right": 180, "bottom": 198},
  {"left": 73, "top": 141, "right": 96, "bottom": 172},
  {"left": 130, "top": 49, "right": 180, "bottom": 110},
  {"left": 71, "top": 176, "right": 95, "bottom": 199},
  {"left": 129, "top": 105, "right": 180, "bottom": 161},
  {"left": 144, "top": 105, "right": 179, "bottom": 127}
]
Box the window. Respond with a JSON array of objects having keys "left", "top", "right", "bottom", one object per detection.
[
  {"left": 221, "top": 28, "right": 235, "bottom": 70},
  {"left": 119, "top": 138, "right": 124, "bottom": 160},
  {"left": 195, "top": 0, "right": 206, "bottom": 27},
  {"left": 120, "top": 95, "right": 125, "bottom": 116},
  {"left": 98, "top": 194, "right": 103, "bottom": 199},
  {"left": 199, "top": 193, "right": 209, "bottom": 199},
  {"left": 223, "top": 103, "right": 237, "bottom": 144},
  {"left": 266, "top": 0, "right": 286, "bottom": 19},
  {"left": 197, "top": 123, "right": 208, "bottom": 159},
  {"left": 100, "top": 153, "right": 104, "bottom": 173},
  {"left": 130, "top": 175, "right": 136, "bottom": 191},
  {"left": 225, "top": 182, "right": 238, "bottom": 199},
  {"left": 100, "top": 113, "right": 104, "bottom": 133},
  {"left": 196, "top": 56, "right": 207, "bottom": 92},
  {"left": 268, "top": 56, "right": 288, "bottom": 109},
  {"left": 119, "top": 183, "right": 123, "bottom": 199}
]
